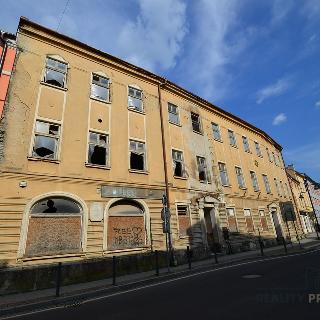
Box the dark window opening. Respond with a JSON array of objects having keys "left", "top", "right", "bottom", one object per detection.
[
  {"left": 191, "top": 112, "right": 202, "bottom": 133},
  {"left": 174, "top": 161, "right": 183, "bottom": 177},
  {"left": 88, "top": 132, "right": 108, "bottom": 166},
  {"left": 130, "top": 152, "right": 144, "bottom": 170}
]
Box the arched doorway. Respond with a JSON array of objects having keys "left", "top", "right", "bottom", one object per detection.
[
  {"left": 106, "top": 199, "right": 147, "bottom": 250},
  {"left": 24, "top": 196, "right": 84, "bottom": 257}
]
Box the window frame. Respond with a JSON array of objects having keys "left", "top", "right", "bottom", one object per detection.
[
  {"left": 212, "top": 122, "right": 222, "bottom": 141},
  {"left": 228, "top": 129, "right": 237, "bottom": 147},
  {"left": 172, "top": 149, "right": 185, "bottom": 178},
  {"left": 176, "top": 203, "right": 192, "bottom": 238},
  {"left": 242, "top": 136, "right": 251, "bottom": 153},
  {"left": 129, "top": 139, "right": 147, "bottom": 172},
  {"left": 168, "top": 103, "right": 180, "bottom": 125},
  {"left": 191, "top": 112, "right": 202, "bottom": 134},
  {"left": 235, "top": 166, "right": 246, "bottom": 189},
  {"left": 254, "top": 141, "right": 263, "bottom": 157},
  {"left": 90, "top": 73, "right": 110, "bottom": 103},
  {"left": 262, "top": 174, "right": 271, "bottom": 194},
  {"left": 43, "top": 56, "right": 68, "bottom": 89},
  {"left": 250, "top": 170, "right": 260, "bottom": 192},
  {"left": 218, "top": 162, "right": 230, "bottom": 186},
  {"left": 196, "top": 156, "right": 210, "bottom": 183},
  {"left": 128, "top": 86, "right": 144, "bottom": 113},
  {"left": 86, "top": 130, "right": 110, "bottom": 167},
  {"left": 31, "top": 119, "right": 61, "bottom": 160},
  {"left": 274, "top": 178, "right": 281, "bottom": 197}
]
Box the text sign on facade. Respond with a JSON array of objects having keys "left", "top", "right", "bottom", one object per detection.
[{"left": 101, "top": 185, "right": 164, "bottom": 199}]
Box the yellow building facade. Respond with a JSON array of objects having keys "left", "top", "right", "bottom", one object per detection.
[{"left": 0, "top": 18, "right": 302, "bottom": 266}]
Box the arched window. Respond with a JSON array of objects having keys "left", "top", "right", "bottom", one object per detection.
[
  {"left": 107, "top": 199, "right": 146, "bottom": 250},
  {"left": 25, "top": 196, "right": 83, "bottom": 257}
]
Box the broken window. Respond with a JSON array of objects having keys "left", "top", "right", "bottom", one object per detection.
[
  {"left": 177, "top": 205, "right": 191, "bottom": 237},
  {"left": 191, "top": 112, "right": 202, "bottom": 133},
  {"left": 168, "top": 103, "right": 180, "bottom": 125},
  {"left": 235, "top": 166, "right": 245, "bottom": 188},
  {"left": 228, "top": 130, "right": 237, "bottom": 147},
  {"left": 128, "top": 86, "right": 143, "bottom": 112},
  {"left": 218, "top": 162, "right": 230, "bottom": 186},
  {"left": 88, "top": 132, "right": 109, "bottom": 166},
  {"left": 196, "top": 156, "right": 210, "bottom": 182},
  {"left": 32, "top": 120, "right": 60, "bottom": 159},
  {"left": 129, "top": 140, "right": 145, "bottom": 171},
  {"left": 91, "top": 74, "right": 110, "bottom": 101},
  {"left": 262, "top": 174, "right": 271, "bottom": 193},
  {"left": 172, "top": 150, "right": 185, "bottom": 177},
  {"left": 250, "top": 171, "right": 259, "bottom": 191},
  {"left": 212, "top": 123, "right": 222, "bottom": 141},
  {"left": 255, "top": 141, "right": 262, "bottom": 157},
  {"left": 43, "top": 57, "right": 67, "bottom": 88},
  {"left": 242, "top": 136, "right": 250, "bottom": 152}
]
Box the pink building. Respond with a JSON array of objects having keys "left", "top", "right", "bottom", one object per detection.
[{"left": 0, "top": 31, "right": 16, "bottom": 119}]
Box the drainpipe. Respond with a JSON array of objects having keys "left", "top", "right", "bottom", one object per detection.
[{"left": 157, "top": 81, "right": 174, "bottom": 258}]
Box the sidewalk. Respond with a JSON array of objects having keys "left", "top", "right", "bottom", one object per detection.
[{"left": 1, "top": 235, "right": 319, "bottom": 317}]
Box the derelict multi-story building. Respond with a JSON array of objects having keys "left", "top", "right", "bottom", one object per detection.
[{"left": 0, "top": 17, "right": 302, "bottom": 266}]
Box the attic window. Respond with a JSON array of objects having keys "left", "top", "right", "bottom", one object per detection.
[
  {"left": 129, "top": 140, "right": 145, "bottom": 171},
  {"left": 44, "top": 57, "right": 67, "bottom": 88}
]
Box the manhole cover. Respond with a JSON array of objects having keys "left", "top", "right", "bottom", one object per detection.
[{"left": 242, "top": 274, "right": 262, "bottom": 279}]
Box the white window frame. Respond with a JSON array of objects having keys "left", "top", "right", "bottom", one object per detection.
[
  {"left": 87, "top": 130, "right": 110, "bottom": 167},
  {"left": 262, "top": 174, "right": 271, "bottom": 194},
  {"left": 196, "top": 156, "right": 210, "bottom": 183},
  {"left": 32, "top": 119, "right": 61, "bottom": 160},
  {"left": 90, "top": 73, "right": 110, "bottom": 102},
  {"left": 191, "top": 112, "right": 202, "bottom": 134},
  {"left": 172, "top": 149, "right": 185, "bottom": 178},
  {"left": 254, "top": 141, "right": 262, "bottom": 157},
  {"left": 242, "top": 136, "right": 251, "bottom": 153},
  {"left": 250, "top": 170, "right": 260, "bottom": 192},
  {"left": 228, "top": 129, "right": 237, "bottom": 147},
  {"left": 129, "top": 139, "right": 147, "bottom": 171},
  {"left": 128, "top": 86, "right": 143, "bottom": 112},
  {"left": 235, "top": 166, "right": 246, "bottom": 189},
  {"left": 43, "top": 56, "right": 68, "bottom": 89},
  {"left": 212, "top": 123, "right": 222, "bottom": 141},
  {"left": 218, "top": 162, "right": 230, "bottom": 186}
]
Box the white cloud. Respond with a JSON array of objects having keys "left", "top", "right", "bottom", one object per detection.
[
  {"left": 272, "top": 113, "right": 287, "bottom": 125},
  {"left": 256, "top": 77, "right": 291, "bottom": 104},
  {"left": 116, "top": 0, "right": 187, "bottom": 71},
  {"left": 315, "top": 100, "right": 320, "bottom": 108}
]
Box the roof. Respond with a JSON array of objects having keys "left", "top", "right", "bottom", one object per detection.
[{"left": 17, "top": 16, "right": 282, "bottom": 150}]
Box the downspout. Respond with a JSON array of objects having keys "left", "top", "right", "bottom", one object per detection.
[{"left": 157, "top": 80, "right": 173, "bottom": 255}]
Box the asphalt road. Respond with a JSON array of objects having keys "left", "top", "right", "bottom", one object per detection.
[{"left": 10, "top": 250, "right": 320, "bottom": 320}]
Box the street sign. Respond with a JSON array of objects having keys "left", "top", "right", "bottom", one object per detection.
[
  {"left": 161, "top": 207, "right": 170, "bottom": 221},
  {"left": 162, "top": 194, "right": 167, "bottom": 206}
]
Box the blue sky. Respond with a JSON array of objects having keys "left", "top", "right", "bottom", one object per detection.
[{"left": 1, "top": 0, "right": 320, "bottom": 180}]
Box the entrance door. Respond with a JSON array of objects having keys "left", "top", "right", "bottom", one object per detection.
[
  {"left": 204, "top": 207, "right": 219, "bottom": 249},
  {"left": 271, "top": 210, "right": 283, "bottom": 240}
]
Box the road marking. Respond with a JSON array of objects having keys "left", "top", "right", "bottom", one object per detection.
[
  {"left": 2, "top": 248, "right": 319, "bottom": 320},
  {"left": 241, "top": 274, "right": 262, "bottom": 279}
]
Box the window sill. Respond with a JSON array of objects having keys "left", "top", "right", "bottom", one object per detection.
[
  {"left": 239, "top": 187, "right": 247, "bottom": 190},
  {"left": 199, "top": 180, "right": 211, "bottom": 184},
  {"left": 192, "top": 130, "right": 203, "bottom": 135},
  {"left": 174, "top": 176, "right": 188, "bottom": 180},
  {"left": 28, "top": 156, "right": 60, "bottom": 164},
  {"left": 222, "top": 184, "right": 232, "bottom": 188},
  {"left": 169, "top": 121, "right": 182, "bottom": 127},
  {"left": 85, "top": 163, "right": 110, "bottom": 170},
  {"left": 214, "top": 138, "right": 223, "bottom": 143},
  {"left": 128, "top": 108, "right": 145, "bottom": 115},
  {"left": 129, "top": 169, "right": 149, "bottom": 175},
  {"left": 40, "top": 81, "right": 68, "bottom": 91},
  {"left": 245, "top": 150, "right": 252, "bottom": 154},
  {"left": 230, "top": 144, "right": 238, "bottom": 149},
  {"left": 90, "top": 96, "right": 111, "bottom": 104}
]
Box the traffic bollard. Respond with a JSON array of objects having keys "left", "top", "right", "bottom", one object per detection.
[
  {"left": 55, "top": 262, "right": 62, "bottom": 297},
  {"left": 112, "top": 256, "right": 116, "bottom": 285},
  {"left": 187, "top": 246, "right": 191, "bottom": 270},
  {"left": 155, "top": 250, "right": 159, "bottom": 276}
]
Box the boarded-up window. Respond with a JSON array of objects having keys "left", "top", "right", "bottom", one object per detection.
[
  {"left": 25, "top": 197, "right": 82, "bottom": 257},
  {"left": 177, "top": 205, "right": 191, "bottom": 237},
  {"left": 244, "top": 209, "right": 254, "bottom": 232},
  {"left": 226, "top": 208, "right": 238, "bottom": 232},
  {"left": 107, "top": 200, "right": 146, "bottom": 250}
]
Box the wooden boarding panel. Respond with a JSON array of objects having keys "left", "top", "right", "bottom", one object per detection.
[
  {"left": 245, "top": 217, "right": 254, "bottom": 232},
  {"left": 178, "top": 216, "right": 191, "bottom": 237},
  {"left": 107, "top": 216, "right": 146, "bottom": 250},
  {"left": 25, "top": 217, "right": 82, "bottom": 257}
]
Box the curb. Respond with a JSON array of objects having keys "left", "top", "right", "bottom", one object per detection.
[{"left": 1, "top": 245, "right": 319, "bottom": 319}]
